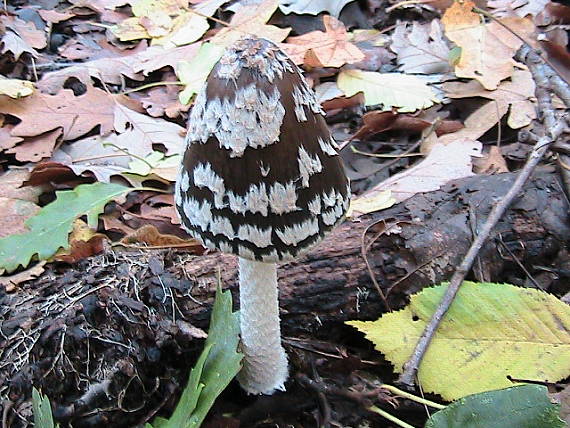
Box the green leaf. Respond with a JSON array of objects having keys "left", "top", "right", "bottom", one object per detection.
[
  {"left": 0, "top": 182, "right": 129, "bottom": 273},
  {"left": 147, "top": 285, "right": 242, "bottom": 428},
  {"left": 176, "top": 42, "right": 225, "bottom": 105},
  {"left": 32, "top": 388, "right": 59, "bottom": 428},
  {"left": 425, "top": 385, "right": 566, "bottom": 428},
  {"left": 347, "top": 282, "right": 570, "bottom": 401},
  {"left": 337, "top": 69, "right": 439, "bottom": 112}
]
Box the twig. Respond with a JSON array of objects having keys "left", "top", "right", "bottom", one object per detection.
[{"left": 397, "top": 43, "right": 566, "bottom": 388}]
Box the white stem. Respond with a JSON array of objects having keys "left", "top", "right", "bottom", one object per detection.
[{"left": 236, "top": 257, "right": 288, "bottom": 394}]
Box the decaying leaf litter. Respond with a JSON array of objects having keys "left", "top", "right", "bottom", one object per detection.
[{"left": 0, "top": 0, "right": 569, "bottom": 426}]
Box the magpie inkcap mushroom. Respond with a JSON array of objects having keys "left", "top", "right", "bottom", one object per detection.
[{"left": 175, "top": 36, "right": 350, "bottom": 394}]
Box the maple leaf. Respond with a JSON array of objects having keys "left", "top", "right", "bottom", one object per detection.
[
  {"left": 282, "top": 15, "right": 364, "bottom": 68},
  {"left": 0, "top": 87, "right": 116, "bottom": 140},
  {"left": 442, "top": 1, "right": 535, "bottom": 90},
  {"left": 279, "top": 0, "right": 356, "bottom": 16},
  {"left": 391, "top": 20, "right": 451, "bottom": 74},
  {"left": 114, "top": 104, "right": 185, "bottom": 157}
]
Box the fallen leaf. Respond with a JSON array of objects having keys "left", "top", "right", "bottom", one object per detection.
[
  {"left": 346, "top": 190, "right": 396, "bottom": 218},
  {"left": 7, "top": 129, "right": 62, "bottom": 162},
  {"left": 0, "top": 182, "right": 130, "bottom": 273},
  {"left": 442, "top": 2, "right": 535, "bottom": 89},
  {"left": 121, "top": 224, "right": 200, "bottom": 248},
  {"left": 53, "top": 219, "right": 107, "bottom": 263},
  {"left": 51, "top": 134, "right": 132, "bottom": 182},
  {"left": 176, "top": 42, "right": 225, "bottom": 104},
  {"left": 0, "top": 87, "right": 116, "bottom": 140},
  {"left": 152, "top": 10, "right": 209, "bottom": 48},
  {"left": 391, "top": 20, "right": 451, "bottom": 74},
  {"left": 114, "top": 104, "right": 185, "bottom": 156},
  {"left": 0, "top": 15, "right": 47, "bottom": 50},
  {"left": 211, "top": 0, "right": 290, "bottom": 48},
  {"left": 488, "top": 0, "right": 550, "bottom": 17},
  {"left": 126, "top": 151, "right": 181, "bottom": 182},
  {"left": 0, "top": 78, "right": 34, "bottom": 98},
  {"left": 137, "top": 83, "right": 190, "bottom": 118},
  {"left": 352, "top": 110, "right": 463, "bottom": 140},
  {"left": 0, "top": 125, "right": 24, "bottom": 151},
  {"left": 348, "top": 281, "right": 570, "bottom": 401},
  {"left": 0, "top": 261, "right": 46, "bottom": 291},
  {"left": 0, "top": 170, "right": 42, "bottom": 240},
  {"left": 279, "top": 0, "right": 356, "bottom": 16},
  {"left": 366, "top": 139, "right": 482, "bottom": 203},
  {"left": 133, "top": 42, "right": 201, "bottom": 76},
  {"left": 337, "top": 69, "right": 440, "bottom": 112},
  {"left": 282, "top": 15, "right": 364, "bottom": 67},
  {"left": 437, "top": 69, "right": 536, "bottom": 144},
  {"left": 38, "top": 9, "right": 76, "bottom": 23},
  {"left": 473, "top": 146, "right": 509, "bottom": 174},
  {"left": 1, "top": 31, "right": 38, "bottom": 60}
]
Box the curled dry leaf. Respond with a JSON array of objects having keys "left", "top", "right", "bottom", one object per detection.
[
  {"left": 282, "top": 15, "right": 365, "bottom": 68},
  {"left": 120, "top": 224, "right": 201, "bottom": 249},
  {"left": 352, "top": 110, "right": 463, "bottom": 140},
  {"left": 53, "top": 219, "right": 107, "bottom": 263},
  {"left": 0, "top": 261, "right": 46, "bottom": 291}
]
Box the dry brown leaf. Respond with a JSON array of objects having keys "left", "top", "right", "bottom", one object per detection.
[
  {"left": 473, "top": 146, "right": 509, "bottom": 174},
  {"left": 121, "top": 224, "right": 200, "bottom": 248},
  {"left": 0, "top": 87, "right": 116, "bottom": 140},
  {"left": 0, "top": 261, "right": 46, "bottom": 291},
  {"left": 353, "top": 110, "right": 463, "bottom": 140},
  {"left": 0, "top": 16, "right": 47, "bottom": 50},
  {"left": 367, "top": 139, "right": 482, "bottom": 203},
  {"left": 282, "top": 15, "right": 364, "bottom": 67},
  {"left": 0, "top": 169, "right": 42, "bottom": 239},
  {"left": 132, "top": 43, "right": 201, "bottom": 75},
  {"left": 0, "top": 125, "right": 23, "bottom": 151},
  {"left": 7, "top": 129, "right": 62, "bottom": 162},
  {"left": 38, "top": 10, "right": 76, "bottom": 24},
  {"left": 436, "top": 69, "right": 536, "bottom": 144},
  {"left": 488, "top": 0, "right": 549, "bottom": 17},
  {"left": 442, "top": 1, "right": 535, "bottom": 89},
  {"left": 211, "top": 0, "right": 290, "bottom": 47},
  {"left": 391, "top": 20, "right": 451, "bottom": 74},
  {"left": 54, "top": 219, "right": 107, "bottom": 263},
  {"left": 136, "top": 82, "right": 190, "bottom": 118}
]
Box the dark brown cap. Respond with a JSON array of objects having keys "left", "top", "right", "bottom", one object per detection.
[{"left": 175, "top": 37, "right": 350, "bottom": 262}]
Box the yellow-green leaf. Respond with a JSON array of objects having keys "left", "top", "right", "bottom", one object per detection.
[
  {"left": 0, "top": 78, "right": 34, "bottom": 98},
  {"left": 337, "top": 69, "right": 439, "bottom": 112},
  {"left": 346, "top": 190, "right": 395, "bottom": 218},
  {"left": 347, "top": 282, "right": 570, "bottom": 401},
  {"left": 176, "top": 42, "right": 225, "bottom": 104}
]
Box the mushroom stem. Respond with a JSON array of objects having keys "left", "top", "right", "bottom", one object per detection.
[{"left": 236, "top": 257, "right": 288, "bottom": 394}]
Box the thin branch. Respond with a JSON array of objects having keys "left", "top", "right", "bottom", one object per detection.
[{"left": 397, "top": 43, "right": 567, "bottom": 388}]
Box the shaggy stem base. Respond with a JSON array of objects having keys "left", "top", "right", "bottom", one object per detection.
[{"left": 236, "top": 258, "right": 288, "bottom": 394}]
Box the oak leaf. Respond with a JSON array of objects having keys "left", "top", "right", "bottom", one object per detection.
[
  {"left": 7, "top": 129, "right": 62, "bottom": 162},
  {"left": 0, "top": 87, "right": 116, "bottom": 140},
  {"left": 282, "top": 15, "right": 364, "bottom": 67}
]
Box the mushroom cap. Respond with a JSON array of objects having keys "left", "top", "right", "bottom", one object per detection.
[{"left": 175, "top": 37, "right": 350, "bottom": 263}]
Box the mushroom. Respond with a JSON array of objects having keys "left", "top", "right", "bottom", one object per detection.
[{"left": 175, "top": 37, "right": 350, "bottom": 395}]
